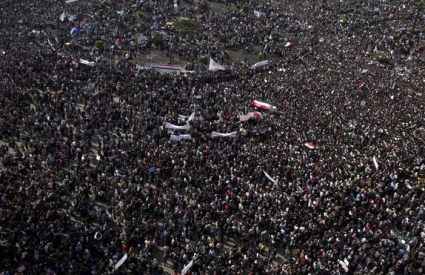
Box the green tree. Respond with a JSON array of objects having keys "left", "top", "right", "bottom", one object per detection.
[{"left": 412, "top": 0, "right": 425, "bottom": 35}]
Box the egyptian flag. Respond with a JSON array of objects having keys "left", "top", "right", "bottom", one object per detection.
[
  {"left": 251, "top": 100, "right": 276, "bottom": 111},
  {"left": 358, "top": 80, "right": 366, "bottom": 89},
  {"left": 248, "top": 111, "right": 264, "bottom": 120},
  {"left": 305, "top": 142, "right": 316, "bottom": 149}
]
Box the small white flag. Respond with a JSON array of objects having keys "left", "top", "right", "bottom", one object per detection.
[
  {"left": 181, "top": 260, "right": 194, "bottom": 275},
  {"left": 373, "top": 156, "right": 379, "bottom": 170},
  {"left": 338, "top": 259, "right": 349, "bottom": 272},
  {"left": 186, "top": 112, "right": 195, "bottom": 123},
  {"left": 263, "top": 170, "right": 278, "bottom": 185},
  {"left": 66, "top": 0, "right": 79, "bottom": 3},
  {"left": 208, "top": 58, "right": 225, "bottom": 71},
  {"left": 60, "top": 11, "right": 66, "bottom": 22},
  {"left": 114, "top": 253, "right": 128, "bottom": 269}
]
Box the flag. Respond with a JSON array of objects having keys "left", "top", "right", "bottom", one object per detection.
[
  {"left": 148, "top": 167, "right": 156, "bottom": 173},
  {"left": 305, "top": 142, "right": 316, "bottom": 149},
  {"left": 248, "top": 111, "right": 263, "bottom": 120},
  {"left": 181, "top": 260, "right": 194, "bottom": 275},
  {"left": 59, "top": 11, "right": 66, "bottom": 22},
  {"left": 250, "top": 100, "right": 276, "bottom": 111},
  {"left": 136, "top": 64, "right": 152, "bottom": 70},
  {"left": 338, "top": 259, "right": 349, "bottom": 272},
  {"left": 359, "top": 80, "right": 366, "bottom": 88},
  {"left": 114, "top": 253, "right": 128, "bottom": 269},
  {"left": 263, "top": 170, "right": 278, "bottom": 185},
  {"left": 208, "top": 58, "right": 225, "bottom": 71},
  {"left": 239, "top": 114, "right": 251, "bottom": 122},
  {"left": 66, "top": 0, "right": 79, "bottom": 3},
  {"left": 285, "top": 41, "right": 294, "bottom": 47},
  {"left": 79, "top": 59, "right": 95, "bottom": 66},
  {"left": 186, "top": 112, "right": 195, "bottom": 123},
  {"left": 165, "top": 122, "right": 191, "bottom": 130},
  {"left": 373, "top": 156, "right": 379, "bottom": 170},
  {"left": 211, "top": 131, "right": 237, "bottom": 138},
  {"left": 251, "top": 60, "right": 268, "bottom": 69}
]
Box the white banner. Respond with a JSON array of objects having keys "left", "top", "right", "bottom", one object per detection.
[
  {"left": 80, "top": 59, "right": 95, "bottom": 67},
  {"left": 263, "top": 170, "right": 278, "bottom": 185},
  {"left": 211, "top": 131, "right": 237, "bottom": 138},
  {"left": 209, "top": 58, "right": 225, "bottom": 71},
  {"left": 181, "top": 260, "right": 194, "bottom": 275},
  {"left": 66, "top": 0, "right": 79, "bottom": 3},
  {"left": 180, "top": 134, "right": 192, "bottom": 140},
  {"left": 114, "top": 253, "right": 128, "bottom": 269},
  {"left": 170, "top": 134, "right": 192, "bottom": 141},
  {"left": 170, "top": 135, "right": 181, "bottom": 141},
  {"left": 251, "top": 60, "right": 268, "bottom": 69},
  {"left": 165, "top": 122, "right": 191, "bottom": 130}
]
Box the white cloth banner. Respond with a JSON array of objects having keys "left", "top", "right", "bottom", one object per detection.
[
  {"left": 251, "top": 60, "right": 268, "bottom": 69},
  {"left": 263, "top": 170, "right": 278, "bottom": 185},
  {"left": 181, "top": 260, "right": 194, "bottom": 275},
  {"left": 209, "top": 58, "right": 225, "bottom": 71},
  {"left": 170, "top": 134, "right": 192, "bottom": 141},
  {"left": 66, "top": 0, "right": 79, "bottom": 3},
  {"left": 114, "top": 253, "right": 128, "bottom": 269},
  {"left": 165, "top": 122, "right": 191, "bottom": 130},
  {"left": 211, "top": 131, "right": 237, "bottom": 138},
  {"left": 170, "top": 135, "right": 181, "bottom": 141},
  {"left": 59, "top": 12, "right": 66, "bottom": 22},
  {"left": 80, "top": 59, "right": 95, "bottom": 66}
]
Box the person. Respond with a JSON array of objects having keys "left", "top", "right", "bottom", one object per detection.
[{"left": 1, "top": 0, "right": 425, "bottom": 274}]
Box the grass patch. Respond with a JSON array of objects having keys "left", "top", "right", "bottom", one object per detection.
[
  {"left": 338, "top": 16, "right": 348, "bottom": 24},
  {"left": 95, "top": 40, "right": 104, "bottom": 49},
  {"left": 270, "top": 30, "right": 280, "bottom": 38},
  {"left": 152, "top": 35, "right": 165, "bottom": 48},
  {"left": 173, "top": 17, "right": 199, "bottom": 31},
  {"left": 375, "top": 55, "right": 390, "bottom": 64}
]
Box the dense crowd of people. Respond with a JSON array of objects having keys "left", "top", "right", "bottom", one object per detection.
[{"left": 1, "top": 0, "right": 425, "bottom": 274}]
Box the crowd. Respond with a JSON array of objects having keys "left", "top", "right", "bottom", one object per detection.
[{"left": 1, "top": 0, "right": 425, "bottom": 274}]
